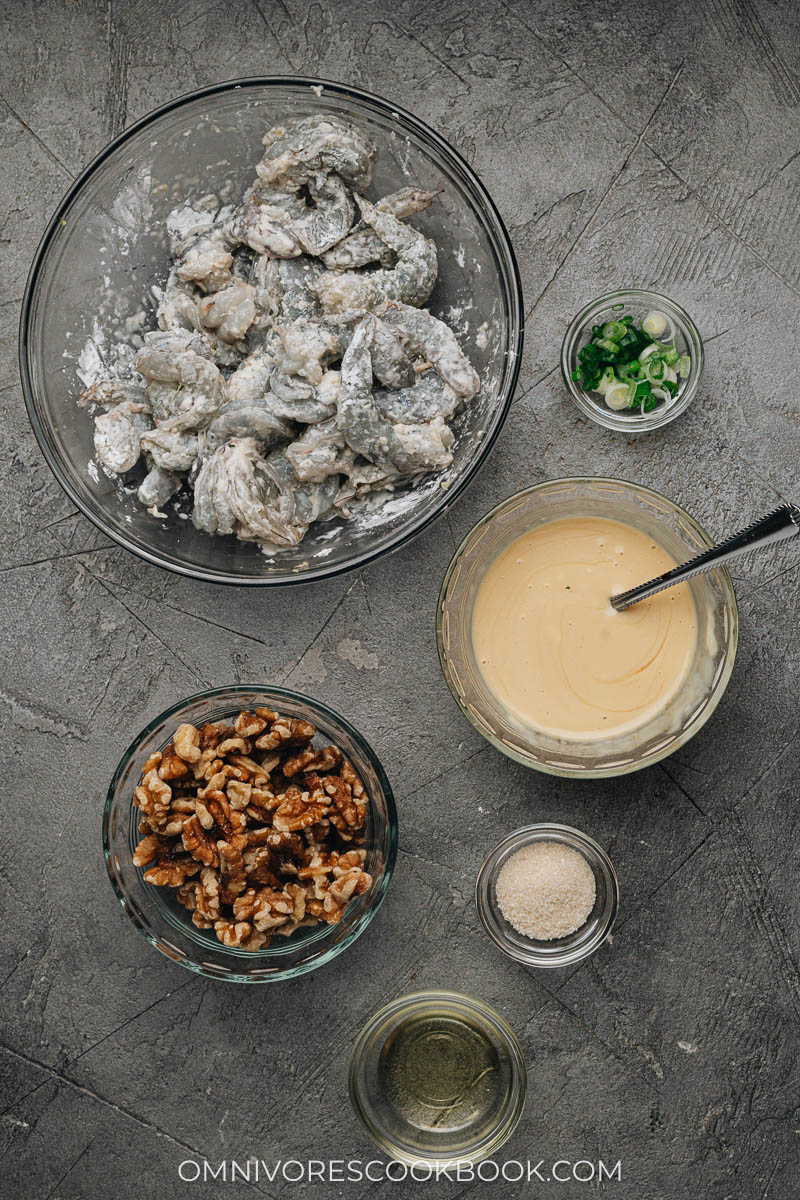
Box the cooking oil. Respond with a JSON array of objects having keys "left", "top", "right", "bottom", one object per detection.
[{"left": 378, "top": 1009, "right": 503, "bottom": 1134}]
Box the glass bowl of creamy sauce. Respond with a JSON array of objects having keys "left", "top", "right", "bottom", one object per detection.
[{"left": 436, "top": 478, "right": 738, "bottom": 777}]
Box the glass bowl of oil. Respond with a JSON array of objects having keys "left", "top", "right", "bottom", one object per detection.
[{"left": 349, "top": 990, "right": 527, "bottom": 1166}]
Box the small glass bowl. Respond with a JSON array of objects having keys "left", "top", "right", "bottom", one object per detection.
[
  {"left": 349, "top": 990, "right": 527, "bottom": 1166},
  {"left": 476, "top": 825, "right": 618, "bottom": 969},
  {"left": 102, "top": 685, "right": 397, "bottom": 982},
  {"left": 561, "top": 289, "right": 704, "bottom": 431},
  {"left": 437, "top": 477, "right": 738, "bottom": 778}
]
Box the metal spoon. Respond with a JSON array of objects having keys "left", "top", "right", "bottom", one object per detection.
[{"left": 610, "top": 503, "right": 800, "bottom": 612}]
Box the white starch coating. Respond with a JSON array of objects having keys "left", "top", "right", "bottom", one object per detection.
[{"left": 495, "top": 842, "right": 596, "bottom": 941}]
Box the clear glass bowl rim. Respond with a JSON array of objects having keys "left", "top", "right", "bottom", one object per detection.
[
  {"left": 436, "top": 475, "right": 740, "bottom": 778},
  {"left": 348, "top": 988, "right": 527, "bottom": 1165},
  {"left": 19, "top": 75, "right": 525, "bottom": 587},
  {"left": 102, "top": 683, "right": 398, "bottom": 982},
  {"left": 560, "top": 288, "right": 704, "bottom": 432},
  {"left": 475, "top": 823, "right": 619, "bottom": 968}
]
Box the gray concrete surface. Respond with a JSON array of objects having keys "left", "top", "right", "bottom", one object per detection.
[{"left": 1, "top": 1, "right": 799, "bottom": 1197}]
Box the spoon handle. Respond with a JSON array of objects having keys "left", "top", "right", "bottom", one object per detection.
[{"left": 610, "top": 503, "right": 800, "bottom": 612}]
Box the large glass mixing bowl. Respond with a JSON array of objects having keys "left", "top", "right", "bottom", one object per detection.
[{"left": 20, "top": 78, "right": 523, "bottom": 585}]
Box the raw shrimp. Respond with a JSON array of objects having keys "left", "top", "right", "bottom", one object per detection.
[
  {"left": 170, "top": 205, "right": 236, "bottom": 294},
  {"left": 192, "top": 438, "right": 334, "bottom": 547},
  {"left": 226, "top": 199, "right": 302, "bottom": 258},
  {"left": 320, "top": 186, "right": 439, "bottom": 269},
  {"left": 257, "top": 115, "right": 375, "bottom": 192},
  {"left": 285, "top": 418, "right": 353, "bottom": 483},
  {"left": 276, "top": 319, "right": 341, "bottom": 385},
  {"left": 205, "top": 396, "right": 297, "bottom": 452},
  {"left": 374, "top": 301, "right": 480, "bottom": 397},
  {"left": 80, "top": 378, "right": 147, "bottom": 410},
  {"left": 336, "top": 317, "right": 397, "bottom": 467},
  {"left": 259, "top": 449, "right": 340, "bottom": 542},
  {"left": 315, "top": 196, "right": 437, "bottom": 312},
  {"left": 337, "top": 317, "right": 453, "bottom": 475},
  {"left": 250, "top": 254, "right": 322, "bottom": 321},
  {"left": 374, "top": 368, "right": 460, "bottom": 424},
  {"left": 93, "top": 401, "right": 151, "bottom": 474},
  {"left": 157, "top": 268, "right": 202, "bottom": 334},
  {"left": 138, "top": 464, "right": 181, "bottom": 511},
  {"left": 296, "top": 172, "right": 355, "bottom": 256},
  {"left": 370, "top": 315, "right": 417, "bottom": 389},
  {"left": 78, "top": 112, "right": 481, "bottom": 545},
  {"left": 140, "top": 428, "right": 200, "bottom": 472},
  {"left": 136, "top": 331, "right": 225, "bottom": 432},
  {"left": 198, "top": 283, "right": 258, "bottom": 344}
]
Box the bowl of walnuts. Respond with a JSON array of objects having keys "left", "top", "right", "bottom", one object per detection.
[{"left": 103, "top": 685, "right": 397, "bottom": 981}]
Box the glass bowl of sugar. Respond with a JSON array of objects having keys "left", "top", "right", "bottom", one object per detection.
[{"left": 475, "top": 824, "right": 618, "bottom": 968}]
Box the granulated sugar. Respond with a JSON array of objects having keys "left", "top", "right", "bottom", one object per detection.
[{"left": 495, "top": 841, "right": 596, "bottom": 941}]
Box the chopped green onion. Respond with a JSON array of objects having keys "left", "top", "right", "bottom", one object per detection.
[
  {"left": 595, "top": 366, "right": 615, "bottom": 395},
  {"left": 642, "top": 310, "right": 667, "bottom": 338},
  {"left": 601, "top": 320, "right": 627, "bottom": 342},
  {"left": 605, "top": 381, "right": 632, "bottom": 410},
  {"left": 571, "top": 307, "right": 692, "bottom": 412}
]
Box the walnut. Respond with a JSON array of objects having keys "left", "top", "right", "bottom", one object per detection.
[
  {"left": 298, "top": 848, "right": 340, "bottom": 880},
  {"left": 268, "top": 829, "right": 306, "bottom": 856},
  {"left": 341, "top": 759, "right": 366, "bottom": 798},
  {"left": 133, "top": 833, "right": 168, "bottom": 867},
  {"left": 197, "top": 770, "right": 227, "bottom": 798},
  {"left": 216, "top": 735, "right": 252, "bottom": 757},
  {"left": 218, "top": 834, "right": 248, "bottom": 903},
  {"left": 142, "top": 750, "right": 162, "bottom": 774},
  {"left": 254, "top": 716, "right": 315, "bottom": 752},
  {"left": 226, "top": 780, "right": 252, "bottom": 810},
  {"left": 190, "top": 724, "right": 227, "bottom": 779},
  {"left": 233, "top": 886, "right": 294, "bottom": 932},
  {"left": 283, "top": 744, "right": 343, "bottom": 777},
  {"left": 214, "top": 918, "right": 255, "bottom": 948},
  {"left": 134, "top": 703, "right": 373, "bottom": 950},
  {"left": 158, "top": 743, "right": 190, "bottom": 781},
  {"left": 182, "top": 814, "right": 220, "bottom": 868},
  {"left": 133, "top": 769, "right": 172, "bottom": 831},
  {"left": 227, "top": 753, "right": 272, "bottom": 783},
  {"left": 162, "top": 808, "right": 194, "bottom": 836},
  {"left": 323, "top": 773, "right": 366, "bottom": 837},
  {"left": 191, "top": 748, "right": 219, "bottom": 781},
  {"left": 334, "top": 849, "right": 367, "bottom": 872},
  {"left": 143, "top": 847, "right": 200, "bottom": 887},
  {"left": 176, "top": 880, "right": 198, "bottom": 911},
  {"left": 328, "top": 865, "right": 371, "bottom": 906},
  {"left": 192, "top": 867, "right": 222, "bottom": 928},
  {"left": 173, "top": 723, "right": 202, "bottom": 763},
  {"left": 234, "top": 710, "right": 268, "bottom": 738},
  {"left": 323, "top": 866, "right": 371, "bottom": 922},
  {"left": 243, "top": 845, "right": 281, "bottom": 888},
  {"left": 196, "top": 791, "right": 246, "bottom": 841},
  {"left": 272, "top": 785, "right": 328, "bottom": 833}
]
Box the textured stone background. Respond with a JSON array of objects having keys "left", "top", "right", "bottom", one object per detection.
[{"left": 2, "top": 1, "right": 799, "bottom": 1197}]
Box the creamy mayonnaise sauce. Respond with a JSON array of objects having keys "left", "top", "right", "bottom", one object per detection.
[{"left": 472, "top": 517, "right": 697, "bottom": 739}]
